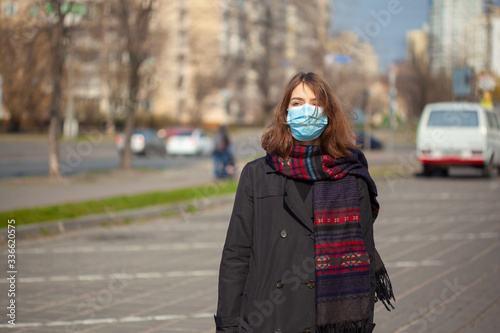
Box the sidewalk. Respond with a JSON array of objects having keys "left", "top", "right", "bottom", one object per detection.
[
  {"left": 0, "top": 146, "right": 408, "bottom": 212},
  {"left": 0, "top": 146, "right": 409, "bottom": 241},
  {"left": 0, "top": 159, "right": 216, "bottom": 212}
]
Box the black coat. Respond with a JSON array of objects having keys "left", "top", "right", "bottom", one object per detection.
[{"left": 215, "top": 157, "right": 376, "bottom": 333}]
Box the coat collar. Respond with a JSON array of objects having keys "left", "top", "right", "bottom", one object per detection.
[{"left": 264, "top": 157, "right": 314, "bottom": 232}]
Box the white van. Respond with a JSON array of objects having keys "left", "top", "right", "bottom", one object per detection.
[{"left": 416, "top": 102, "right": 500, "bottom": 177}]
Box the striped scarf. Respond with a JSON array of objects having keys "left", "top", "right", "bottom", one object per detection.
[{"left": 266, "top": 145, "right": 394, "bottom": 332}]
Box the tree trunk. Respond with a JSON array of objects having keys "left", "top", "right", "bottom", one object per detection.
[
  {"left": 121, "top": 61, "right": 140, "bottom": 170},
  {"left": 48, "top": 24, "right": 65, "bottom": 179}
]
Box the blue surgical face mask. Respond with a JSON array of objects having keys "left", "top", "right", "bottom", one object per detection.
[{"left": 286, "top": 103, "right": 328, "bottom": 141}]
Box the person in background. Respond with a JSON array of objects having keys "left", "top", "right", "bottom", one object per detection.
[
  {"left": 213, "top": 125, "right": 231, "bottom": 180},
  {"left": 215, "top": 72, "right": 394, "bottom": 332}
]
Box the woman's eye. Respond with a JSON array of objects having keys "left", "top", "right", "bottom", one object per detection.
[{"left": 291, "top": 102, "right": 301, "bottom": 106}]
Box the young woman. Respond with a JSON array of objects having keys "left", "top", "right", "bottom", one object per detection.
[{"left": 215, "top": 72, "right": 394, "bottom": 333}]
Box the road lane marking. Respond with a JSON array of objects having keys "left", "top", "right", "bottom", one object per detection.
[
  {"left": 13, "top": 232, "right": 498, "bottom": 256},
  {"left": 16, "top": 242, "right": 223, "bottom": 254},
  {"left": 377, "top": 232, "right": 498, "bottom": 242},
  {"left": 392, "top": 264, "right": 500, "bottom": 333},
  {"left": 376, "top": 214, "right": 496, "bottom": 225},
  {"left": 0, "top": 269, "right": 218, "bottom": 284},
  {"left": 192, "top": 312, "right": 215, "bottom": 318},
  {"left": 0, "top": 260, "right": 445, "bottom": 285},
  {"left": 0, "top": 313, "right": 201, "bottom": 328},
  {"left": 375, "top": 241, "right": 500, "bottom": 314},
  {"left": 385, "top": 260, "right": 444, "bottom": 268}
]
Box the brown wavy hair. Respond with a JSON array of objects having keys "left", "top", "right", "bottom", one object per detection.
[{"left": 261, "top": 72, "right": 358, "bottom": 158}]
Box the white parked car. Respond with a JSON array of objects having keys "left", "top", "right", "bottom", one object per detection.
[
  {"left": 116, "top": 128, "right": 167, "bottom": 157},
  {"left": 166, "top": 127, "right": 214, "bottom": 156},
  {"left": 416, "top": 102, "right": 500, "bottom": 177}
]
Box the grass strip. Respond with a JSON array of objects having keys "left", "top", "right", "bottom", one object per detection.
[{"left": 0, "top": 180, "right": 238, "bottom": 228}]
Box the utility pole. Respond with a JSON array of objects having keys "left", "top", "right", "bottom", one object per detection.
[
  {"left": 362, "top": 89, "right": 371, "bottom": 151},
  {"left": 388, "top": 66, "right": 397, "bottom": 157}
]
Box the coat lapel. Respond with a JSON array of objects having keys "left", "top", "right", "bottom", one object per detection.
[
  {"left": 265, "top": 162, "right": 314, "bottom": 232},
  {"left": 284, "top": 177, "right": 314, "bottom": 232}
]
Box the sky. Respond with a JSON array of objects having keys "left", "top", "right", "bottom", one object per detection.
[{"left": 330, "top": 0, "right": 430, "bottom": 72}]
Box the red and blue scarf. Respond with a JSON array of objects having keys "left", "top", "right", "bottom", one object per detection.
[{"left": 266, "top": 145, "right": 394, "bottom": 332}]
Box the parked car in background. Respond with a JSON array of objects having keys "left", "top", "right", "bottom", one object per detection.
[
  {"left": 166, "top": 127, "right": 214, "bottom": 156},
  {"left": 116, "top": 128, "right": 167, "bottom": 157},
  {"left": 416, "top": 102, "right": 500, "bottom": 177}
]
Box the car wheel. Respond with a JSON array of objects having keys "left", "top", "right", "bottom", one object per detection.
[
  {"left": 483, "top": 159, "right": 494, "bottom": 178},
  {"left": 422, "top": 164, "right": 433, "bottom": 177}
]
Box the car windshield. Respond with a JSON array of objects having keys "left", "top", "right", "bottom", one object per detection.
[{"left": 427, "top": 110, "right": 479, "bottom": 127}]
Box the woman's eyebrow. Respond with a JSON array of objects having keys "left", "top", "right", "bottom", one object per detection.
[{"left": 290, "top": 97, "right": 304, "bottom": 101}]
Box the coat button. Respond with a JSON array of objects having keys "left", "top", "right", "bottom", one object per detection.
[
  {"left": 309, "top": 232, "right": 314, "bottom": 239},
  {"left": 307, "top": 280, "right": 316, "bottom": 289},
  {"left": 280, "top": 229, "right": 288, "bottom": 238},
  {"left": 276, "top": 280, "right": 284, "bottom": 288}
]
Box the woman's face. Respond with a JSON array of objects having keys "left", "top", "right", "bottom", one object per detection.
[
  {"left": 287, "top": 83, "right": 322, "bottom": 146},
  {"left": 289, "top": 83, "right": 317, "bottom": 108}
]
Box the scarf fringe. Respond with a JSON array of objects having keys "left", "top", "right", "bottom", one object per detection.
[
  {"left": 316, "top": 319, "right": 376, "bottom": 333},
  {"left": 375, "top": 266, "right": 395, "bottom": 311}
]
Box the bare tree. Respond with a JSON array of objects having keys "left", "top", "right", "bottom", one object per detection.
[
  {"left": 0, "top": 12, "right": 51, "bottom": 132},
  {"left": 115, "top": 0, "right": 156, "bottom": 170},
  {"left": 250, "top": 0, "right": 288, "bottom": 119},
  {"left": 396, "top": 40, "right": 453, "bottom": 121},
  {"left": 41, "top": 1, "right": 79, "bottom": 178}
]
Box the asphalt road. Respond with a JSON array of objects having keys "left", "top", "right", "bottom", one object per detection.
[
  {"left": 0, "top": 129, "right": 416, "bottom": 180},
  {"left": 1, "top": 173, "right": 499, "bottom": 332},
  {"left": 0, "top": 130, "right": 266, "bottom": 179}
]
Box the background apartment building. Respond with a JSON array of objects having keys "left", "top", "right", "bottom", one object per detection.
[
  {"left": 1, "top": 0, "right": 330, "bottom": 129},
  {"left": 429, "top": 0, "right": 483, "bottom": 73},
  {"left": 465, "top": 7, "right": 500, "bottom": 77},
  {"left": 406, "top": 26, "right": 429, "bottom": 70},
  {"left": 154, "top": 0, "right": 330, "bottom": 126}
]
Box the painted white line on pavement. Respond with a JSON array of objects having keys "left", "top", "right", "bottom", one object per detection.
[
  {"left": 0, "top": 269, "right": 218, "bottom": 284},
  {"left": 48, "top": 276, "right": 73, "bottom": 282},
  {"left": 2, "top": 260, "right": 444, "bottom": 285},
  {"left": 0, "top": 313, "right": 208, "bottom": 328},
  {"left": 192, "top": 312, "right": 214, "bottom": 318},
  {"left": 376, "top": 214, "right": 494, "bottom": 225},
  {"left": 77, "top": 274, "right": 105, "bottom": 281},
  {"left": 385, "top": 260, "right": 444, "bottom": 268},
  {"left": 17, "top": 242, "right": 223, "bottom": 254},
  {"left": 13, "top": 232, "right": 498, "bottom": 256},
  {"left": 1, "top": 322, "right": 41, "bottom": 328},
  {"left": 378, "top": 232, "right": 499, "bottom": 242}
]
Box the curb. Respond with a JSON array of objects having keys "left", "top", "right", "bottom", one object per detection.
[
  {"left": 4, "top": 194, "right": 236, "bottom": 242},
  {"left": 3, "top": 159, "right": 408, "bottom": 242}
]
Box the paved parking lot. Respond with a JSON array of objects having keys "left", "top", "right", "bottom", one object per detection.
[{"left": 1, "top": 174, "right": 499, "bottom": 332}]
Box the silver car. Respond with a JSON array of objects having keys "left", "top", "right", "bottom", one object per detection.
[
  {"left": 116, "top": 128, "right": 167, "bottom": 157},
  {"left": 166, "top": 127, "right": 214, "bottom": 156}
]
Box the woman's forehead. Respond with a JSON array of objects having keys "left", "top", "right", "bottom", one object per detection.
[{"left": 291, "top": 83, "right": 316, "bottom": 99}]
